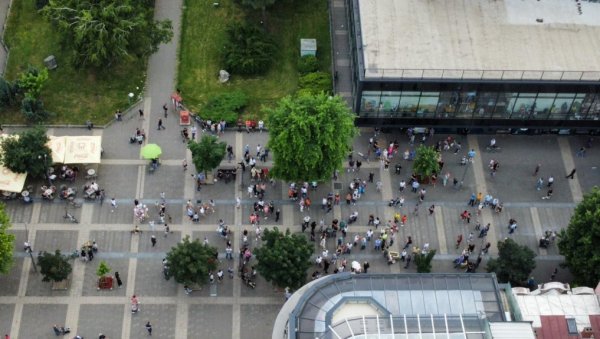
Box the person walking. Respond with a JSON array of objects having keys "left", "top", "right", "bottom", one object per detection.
[
  {"left": 428, "top": 205, "right": 435, "bottom": 215},
  {"left": 145, "top": 321, "right": 152, "bottom": 336},
  {"left": 150, "top": 235, "right": 157, "bottom": 247},
  {"left": 162, "top": 103, "right": 168, "bottom": 117},
  {"left": 191, "top": 125, "right": 197, "bottom": 139},
  {"left": 110, "top": 198, "right": 117, "bottom": 212},
  {"left": 542, "top": 189, "right": 553, "bottom": 200},
  {"left": 455, "top": 234, "right": 463, "bottom": 249},
  {"left": 566, "top": 168, "right": 576, "bottom": 179},
  {"left": 115, "top": 271, "right": 123, "bottom": 288},
  {"left": 533, "top": 163, "right": 541, "bottom": 176},
  {"left": 139, "top": 109, "right": 144, "bottom": 120},
  {"left": 157, "top": 119, "right": 165, "bottom": 130},
  {"left": 535, "top": 177, "right": 544, "bottom": 190},
  {"left": 547, "top": 175, "right": 554, "bottom": 187}
]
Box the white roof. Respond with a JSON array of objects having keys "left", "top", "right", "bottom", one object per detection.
[
  {"left": 515, "top": 294, "right": 600, "bottom": 331},
  {"left": 489, "top": 322, "right": 536, "bottom": 339},
  {"left": 357, "top": 0, "right": 600, "bottom": 79}
]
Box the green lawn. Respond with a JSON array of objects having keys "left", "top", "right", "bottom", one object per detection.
[
  {"left": 177, "top": 0, "right": 331, "bottom": 117},
  {"left": 1, "top": 0, "right": 146, "bottom": 125}
]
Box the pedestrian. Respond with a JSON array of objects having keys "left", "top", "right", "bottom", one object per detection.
[
  {"left": 428, "top": 205, "right": 435, "bottom": 215},
  {"left": 87, "top": 248, "right": 94, "bottom": 261},
  {"left": 115, "top": 271, "right": 123, "bottom": 288},
  {"left": 536, "top": 177, "right": 544, "bottom": 190},
  {"left": 110, "top": 198, "right": 117, "bottom": 212},
  {"left": 258, "top": 120, "right": 264, "bottom": 133},
  {"left": 164, "top": 224, "right": 170, "bottom": 237},
  {"left": 576, "top": 147, "right": 586, "bottom": 157},
  {"left": 455, "top": 234, "right": 463, "bottom": 249},
  {"left": 157, "top": 119, "right": 165, "bottom": 130},
  {"left": 368, "top": 172, "right": 374, "bottom": 183},
  {"left": 115, "top": 110, "right": 122, "bottom": 121},
  {"left": 533, "top": 163, "right": 540, "bottom": 176},
  {"left": 191, "top": 125, "right": 197, "bottom": 139},
  {"left": 145, "top": 321, "right": 152, "bottom": 335},
  {"left": 139, "top": 109, "right": 144, "bottom": 120},
  {"left": 150, "top": 235, "right": 157, "bottom": 247},
  {"left": 236, "top": 197, "right": 241, "bottom": 208},
  {"left": 217, "top": 269, "right": 224, "bottom": 282},
  {"left": 86, "top": 120, "right": 93, "bottom": 130},
  {"left": 363, "top": 261, "right": 370, "bottom": 274},
  {"left": 547, "top": 175, "right": 554, "bottom": 187},
  {"left": 566, "top": 168, "right": 576, "bottom": 179},
  {"left": 182, "top": 159, "right": 187, "bottom": 171},
  {"left": 275, "top": 209, "right": 280, "bottom": 222},
  {"left": 550, "top": 267, "right": 558, "bottom": 280},
  {"left": 542, "top": 189, "right": 553, "bottom": 200},
  {"left": 162, "top": 103, "right": 168, "bottom": 117},
  {"left": 404, "top": 255, "right": 412, "bottom": 269}
]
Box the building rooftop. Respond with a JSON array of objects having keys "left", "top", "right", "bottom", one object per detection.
[{"left": 356, "top": 0, "right": 600, "bottom": 80}]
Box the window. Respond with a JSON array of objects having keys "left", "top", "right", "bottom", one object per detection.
[
  {"left": 566, "top": 318, "right": 578, "bottom": 335},
  {"left": 360, "top": 91, "right": 381, "bottom": 116},
  {"left": 399, "top": 91, "right": 421, "bottom": 116},
  {"left": 417, "top": 92, "right": 439, "bottom": 118},
  {"left": 380, "top": 91, "right": 401, "bottom": 115}
]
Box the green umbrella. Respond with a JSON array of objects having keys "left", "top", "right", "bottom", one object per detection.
[{"left": 140, "top": 144, "right": 162, "bottom": 159}]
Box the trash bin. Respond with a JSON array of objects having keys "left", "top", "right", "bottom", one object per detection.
[{"left": 44, "top": 55, "right": 57, "bottom": 70}]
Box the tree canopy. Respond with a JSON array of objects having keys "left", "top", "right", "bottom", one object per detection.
[
  {"left": 486, "top": 238, "right": 536, "bottom": 286},
  {"left": 164, "top": 236, "right": 218, "bottom": 286},
  {"left": 0, "top": 203, "right": 15, "bottom": 275},
  {"left": 254, "top": 227, "right": 313, "bottom": 290},
  {"left": 413, "top": 145, "right": 440, "bottom": 180},
  {"left": 187, "top": 135, "right": 226, "bottom": 176},
  {"left": 0, "top": 127, "right": 52, "bottom": 178},
  {"left": 41, "top": 0, "right": 173, "bottom": 68},
  {"left": 266, "top": 93, "right": 357, "bottom": 182},
  {"left": 222, "top": 22, "right": 277, "bottom": 75},
  {"left": 38, "top": 250, "right": 72, "bottom": 282},
  {"left": 414, "top": 249, "right": 436, "bottom": 273},
  {"left": 558, "top": 187, "right": 600, "bottom": 287}
]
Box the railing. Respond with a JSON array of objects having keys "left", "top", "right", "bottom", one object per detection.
[{"left": 363, "top": 68, "right": 600, "bottom": 82}]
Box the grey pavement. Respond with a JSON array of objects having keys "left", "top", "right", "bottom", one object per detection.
[
  {"left": 329, "top": 0, "right": 354, "bottom": 106},
  {"left": 0, "top": 0, "right": 11, "bottom": 76}
]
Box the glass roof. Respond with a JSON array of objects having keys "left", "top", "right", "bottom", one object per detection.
[{"left": 289, "top": 273, "right": 503, "bottom": 338}]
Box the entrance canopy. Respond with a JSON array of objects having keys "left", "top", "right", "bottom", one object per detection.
[
  {"left": 47, "top": 136, "right": 102, "bottom": 164},
  {"left": 0, "top": 134, "right": 27, "bottom": 192}
]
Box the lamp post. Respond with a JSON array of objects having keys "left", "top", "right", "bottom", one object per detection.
[{"left": 128, "top": 92, "right": 134, "bottom": 105}]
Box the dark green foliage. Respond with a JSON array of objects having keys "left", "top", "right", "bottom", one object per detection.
[
  {"left": 298, "top": 72, "right": 331, "bottom": 95},
  {"left": 16, "top": 65, "right": 49, "bottom": 100},
  {"left": 414, "top": 249, "right": 436, "bottom": 273},
  {"left": 0, "top": 127, "right": 52, "bottom": 178},
  {"left": 0, "top": 204, "right": 15, "bottom": 275},
  {"left": 41, "top": 0, "right": 173, "bottom": 68},
  {"left": 486, "top": 238, "right": 536, "bottom": 286},
  {"left": 558, "top": 187, "right": 600, "bottom": 287},
  {"left": 38, "top": 250, "right": 72, "bottom": 282},
  {"left": 203, "top": 91, "right": 248, "bottom": 124},
  {"left": 239, "top": 0, "right": 277, "bottom": 10},
  {"left": 266, "top": 93, "right": 357, "bottom": 182},
  {"left": 164, "top": 236, "right": 218, "bottom": 286},
  {"left": 0, "top": 77, "right": 16, "bottom": 108},
  {"left": 297, "top": 55, "right": 319, "bottom": 75},
  {"left": 187, "top": 135, "right": 227, "bottom": 175},
  {"left": 35, "top": 0, "right": 49, "bottom": 10},
  {"left": 222, "top": 22, "right": 277, "bottom": 75},
  {"left": 21, "top": 97, "right": 49, "bottom": 123},
  {"left": 412, "top": 145, "right": 440, "bottom": 180},
  {"left": 254, "top": 227, "right": 312, "bottom": 290}
]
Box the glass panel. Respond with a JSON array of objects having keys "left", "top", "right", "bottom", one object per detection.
[
  {"left": 494, "top": 92, "right": 516, "bottom": 118},
  {"left": 570, "top": 93, "right": 586, "bottom": 119},
  {"left": 422, "top": 291, "right": 437, "bottom": 314},
  {"left": 583, "top": 94, "right": 600, "bottom": 120},
  {"left": 456, "top": 91, "right": 477, "bottom": 118},
  {"left": 512, "top": 93, "right": 536, "bottom": 119},
  {"left": 361, "top": 91, "right": 381, "bottom": 116},
  {"left": 399, "top": 91, "right": 420, "bottom": 117},
  {"left": 437, "top": 91, "right": 456, "bottom": 118},
  {"left": 380, "top": 91, "right": 401, "bottom": 116},
  {"left": 410, "top": 291, "right": 426, "bottom": 314},
  {"left": 435, "top": 290, "right": 452, "bottom": 314},
  {"left": 417, "top": 92, "right": 439, "bottom": 118},
  {"left": 474, "top": 92, "right": 497, "bottom": 118},
  {"left": 550, "top": 94, "right": 574, "bottom": 120},
  {"left": 534, "top": 93, "right": 556, "bottom": 119}
]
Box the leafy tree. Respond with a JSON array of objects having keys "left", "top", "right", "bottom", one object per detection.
[
  {"left": 414, "top": 249, "right": 436, "bottom": 273},
  {"left": 486, "top": 238, "right": 536, "bottom": 286},
  {"left": 298, "top": 55, "right": 319, "bottom": 75},
  {"left": 16, "top": 66, "right": 49, "bottom": 99},
  {"left": 558, "top": 187, "right": 600, "bottom": 287},
  {"left": 41, "top": 0, "right": 173, "bottom": 68},
  {"left": 187, "top": 135, "right": 227, "bottom": 176},
  {"left": 222, "top": 22, "right": 277, "bottom": 75},
  {"left": 0, "top": 76, "right": 17, "bottom": 108},
  {"left": 254, "top": 227, "right": 312, "bottom": 290},
  {"left": 412, "top": 145, "right": 440, "bottom": 181},
  {"left": 203, "top": 91, "right": 248, "bottom": 124},
  {"left": 38, "top": 250, "right": 72, "bottom": 282},
  {"left": 164, "top": 236, "right": 218, "bottom": 286},
  {"left": 266, "top": 93, "right": 357, "bottom": 182},
  {"left": 96, "top": 261, "right": 111, "bottom": 277},
  {"left": 298, "top": 72, "right": 332, "bottom": 95},
  {"left": 0, "top": 203, "right": 15, "bottom": 275},
  {"left": 0, "top": 127, "right": 52, "bottom": 178}
]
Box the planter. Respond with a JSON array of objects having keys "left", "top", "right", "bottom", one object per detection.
[
  {"left": 51, "top": 278, "right": 70, "bottom": 290},
  {"left": 97, "top": 276, "right": 114, "bottom": 290}
]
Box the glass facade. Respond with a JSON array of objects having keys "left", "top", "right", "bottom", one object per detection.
[{"left": 359, "top": 90, "right": 600, "bottom": 121}]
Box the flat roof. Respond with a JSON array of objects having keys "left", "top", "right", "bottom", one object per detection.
[
  {"left": 515, "top": 294, "right": 600, "bottom": 332},
  {"left": 357, "top": 0, "right": 600, "bottom": 80}
]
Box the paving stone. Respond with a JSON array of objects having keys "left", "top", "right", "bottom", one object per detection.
[
  {"left": 82, "top": 259, "right": 129, "bottom": 296},
  {"left": 188, "top": 304, "right": 232, "bottom": 339},
  {"left": 2, "top": 201, "right": 34, "bottom": 223},
  {"left": 96, "top": 164, "right": 139, "bottom": 200},
  {"left": 19, "top": 303, "right": 68, "bottom": 338},
  {"left": 143, "top": 164, "right": 185, "bottom": 199},
  {"left": 240, "top": 304, "right": 282, "bottom": 339},
  {"left": 88, "top": 230, "right": 133, "bottom": 253},
  {"left": 78, "top": 304, "right": 124, "bottom": 338},
  {"left": 129, "top": 303, "right": 176, "bottom": 339},
  {"left": 0, "top": 304, "right": 14, "bottom": 335},
  {"left": 0, "top": 259, "right": 22, "bottom": 296},
  {"left": 137, "top": 230, "right": 181, "bottom": 252},
  {"left": 133, "top": 259, "right": 178, "bottom": 296}
]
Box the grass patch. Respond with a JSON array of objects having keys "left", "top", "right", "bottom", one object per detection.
[
  {"left": 1, "top": 0, "right": 146, "bottom": 125},
  {"left": 178, "top": 0, "right": 331, "bottom": 118}
]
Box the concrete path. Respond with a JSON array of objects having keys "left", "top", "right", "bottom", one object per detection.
[{"left": 0, "top": 0, "right": 13, "bottom": 76}]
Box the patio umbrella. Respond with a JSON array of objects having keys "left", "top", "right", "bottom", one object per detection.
[{"left": 140, "top": 144, "right": 162, "bottom": 159}]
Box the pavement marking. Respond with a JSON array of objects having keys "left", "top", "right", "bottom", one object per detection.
[
  {"left": 65, "top": 227, "right": 91, "bottom": 335},
  {"left": 558, "top": 138, "right": 583, "bottom": 202},
  {"left": 434, "top": 207, "right": 448, "bottom": 254},
  {"left": 0, "top": 296, "right": 284, "bottom": 305},
  {"left": 468, "top": 135, "right": 498, "bottom": 255},
  {"left": 9, "top": 225, "right": 37, "bottom": 338},
  {"left": 122, "top": 227, "right": 140, "bottom": 339},
  {"left": 175, "top": 299, "right": 189, "bottom": 338},
  {"left": 231, "top": 130, "right": 243, "bottom": 339},
  {"left": 530, "top": 207, "right": 548, "bottom": 256}
]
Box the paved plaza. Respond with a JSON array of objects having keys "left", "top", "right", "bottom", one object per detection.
[{"left": 1, "top": 1, "right": 600, "bottom": 339}]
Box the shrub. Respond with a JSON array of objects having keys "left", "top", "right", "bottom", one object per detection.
[
  {"left": 298, "top": 72, "right": 331, "bottom": 95},
  {"left": 222, "top": 22, "right": 277, "bottom": 75},
  {"left": 96, "top": 261, "right": 111, "bottom": 277},
  {"left": 16, "top": 66, "right": 49, "bottom": 100},
  {"left": 0, "top": 77, "right": 16, "bottom": 108},
  {"left": 21, "top": 97, "right": 49, "bottom": 123},
  {"left": 297, "top": 55, "right": 319, "bottom": 75},
  {"left": 203, "top": 91, "right": 248, "bottom": 124}
]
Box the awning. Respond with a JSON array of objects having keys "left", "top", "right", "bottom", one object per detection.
[
  {"left": 0, "top": 134, "right": 27, "bottom": 192},
  {"left": 47, "top": 136, "right": 67, "bottom": 164},
  {"left": 64, "top": 136, "right": 102, "bottom": 164}
]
